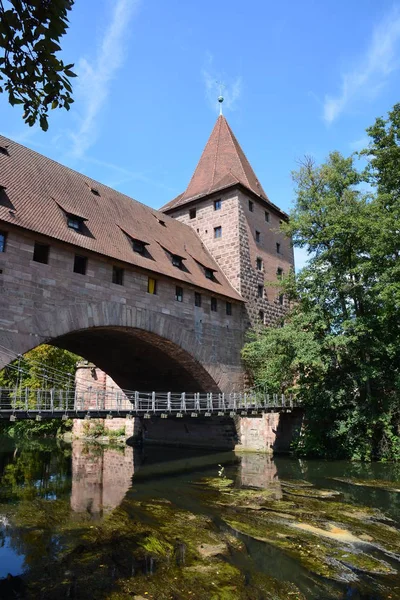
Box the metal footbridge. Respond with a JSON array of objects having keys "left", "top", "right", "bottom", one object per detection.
[{"left": 0, "top": 388, "right": 297, "bottom": 420}]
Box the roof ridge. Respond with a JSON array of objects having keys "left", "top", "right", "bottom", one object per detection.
[{"left": 223, "top": 118, "right": 252, "bottom": 190}]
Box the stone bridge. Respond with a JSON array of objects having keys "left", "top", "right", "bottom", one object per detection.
[{"left": 0, "top": 223, "right": 245, "bottom": 392}]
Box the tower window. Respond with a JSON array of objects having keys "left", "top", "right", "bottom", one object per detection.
[
  {"left": 147, "top": 277, "right": 157, "bottom": 294},
  {"left": 276, "top": 242, "right": 281, "bottom": 254},
  {"left": 0, "top": 231, "right": 7, "bottom": 253},
  {"left": 33, "top": 242, "right": 49, "bottom": 265},
  {"left": 279, "top": 294, "right": 284, "bottom": 305},
  {"left": 189, "top": 208, "right": 196, "bottom": 219},
  {"left": 248, "top": 200, "right": 254, "bottom": 212},
  {"left": 172, "top": 254, "right": 183, "bottom": 269},
  {"left": 277, "top": 267, "right": 283, "bottom": 278},
  {"left": 265, "top": 211, "right": 270, "bottom": 222},
  {"left": 255, "top": 230, "right": 260, "bottom": 243},
  {"left": 73, "top": 255, "right": 87, "bottom": 275},
  {"left": 214, "top": 226, "right": 222, "bottom": 239},
  {"left": 256, "top": 257, "right": 263, "bottom": 271},
  {"left": 211, "top": 297, "right": 217, "bottom": 312},
  {"left": 259, "top": 310, "right": 264, "bottom": 323},
  {"left": 195, "top": 292, "right": 202, "bottom": 307},
  {"left": 214, "top": 199, "right": 221, "bottom": 211},
  {"left": 175, "top": 286, "right": 183, "bottom": 302},
  {"left": 257, "top": 284, "right": 264, "bottom": 298},
  {"left": 226, "top": 302, "right": 232, "bottom": 316},
  {"left": 205, "top": 268, "right": 214, "bottom": 280},
  {"left": 112, "top": 266, "right": 124, "bottom": 285}
]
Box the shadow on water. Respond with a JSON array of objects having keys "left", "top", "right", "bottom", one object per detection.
[{"left": 0, "top": 438, "right": 398, "bottom": 599}]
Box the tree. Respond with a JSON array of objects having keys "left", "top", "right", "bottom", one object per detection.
[
  {"left": 242, "top": 124, "right": 400, "bottom": 461},
  {"left": 0, "top": 344, "right": 80, "bottom": 437},
  {"left": 0, "top": 0, "right": 76, "bottom": 131}
]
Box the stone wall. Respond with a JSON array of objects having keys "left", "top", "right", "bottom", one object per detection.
[
  {"left": 235, "top": 409, "right": 303, "bottom": 453},
  {"left": 0, "top": 226, "right": 245, "bottom": 392}
]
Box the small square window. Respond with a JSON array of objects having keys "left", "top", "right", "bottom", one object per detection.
[
  {"left": 214, "top": 226, "right": 222, "bottom": 239},
  {"left": 211, "top": 297, "right": 217, "bottom": 312},
  {"left": 176, "top": 286, "right": 183, "bottom": 302},
  {"left": 214, "top": 199, "right": 221, "bottom": 210},
  {"left": 172, "top": 255, "right": 183, "bottom": 269},
  {"left": 276, "top": 242, "right": 281, "bottom": 254},
  {"left": 195, "top": 292, "right": 202, "bottom": 307},
  {"left": 73, "top": 255, "right": 87, "bottom": 275},
  {"left": 33, "top": 242, "right": 49, "bottom": 264},
  {"left": 248, "top": 200, "right": 254, "bottom": 212},
  {"left": 279, "top": 294, "right": 284, "bottom": 305},
  {"left": 256, "top": 257, "right": 263, "bottom": 271},
  {"left": 147, "top": 277, "right": 157, "bottom": 294},
  {"left": 226, "top": 302, "right": 232, "bottom": 316},
  {"left": 189, "top": 208, "right": 196, "bottom": 219},
  {"left": 265, "top": 211, "right": 270, "bottom": 222},
  {"left": 277, "top": 267, "right": 283, "bottom": 278},
  {"left": 112, "top": 266, "right": 124, "bottom": 285},
  {"left": 259, "top": 310, "right": 264, "bottom": 323},
  {"left": 0, "top": 231, "right": 7, "bottom": 253},
  {"left": 257, "top": 284, "right": 264, "bottom": 298},
  {"left": 256, "top": 230, "right": 260, "bottom": 243},
  {"left": 205, "top": 268, "right": 214, "bottom": 280}
]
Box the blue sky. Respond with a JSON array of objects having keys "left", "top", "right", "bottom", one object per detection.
[{"left": 1, "top": 0, "right": 400, "bottom": 268}]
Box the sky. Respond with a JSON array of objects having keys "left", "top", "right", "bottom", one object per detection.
[{"left": 1, "top": 0, "right": 400, "bottom": 269}]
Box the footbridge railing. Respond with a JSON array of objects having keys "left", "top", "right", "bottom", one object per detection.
[{"left": 0, "top": 388, "right": 298, "bottom": 420}]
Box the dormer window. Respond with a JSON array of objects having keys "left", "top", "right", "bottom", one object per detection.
[
  {"left": 0, "top": 146, "right": 9, "bottom": 156},
  {"left": 172, "top": 254, "right": 183, "bottom": 269},
  {"left": 90, "top": 187, "right": 100, "bottom": 196},
  {"left": 132, "top": 239, "right": 146, "bottom": 254},
  {"left": 67, "top": 215, "right": 84, "bottom": 232},
  {"left": 205, "top": 268, "right": 214, "bottom": 280}
]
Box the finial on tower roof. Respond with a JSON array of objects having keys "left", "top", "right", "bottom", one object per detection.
[{"left": 217, "top": 81, "right": 225, "bottom": 116}]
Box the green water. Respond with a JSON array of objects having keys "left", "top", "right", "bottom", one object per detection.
[{"left": 0, "top": 438, "right": 399, "bottom": 599}]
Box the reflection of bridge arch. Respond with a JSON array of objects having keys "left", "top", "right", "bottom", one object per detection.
[{"left": 0, "top": 300, "right": 244, "bottom": 392}]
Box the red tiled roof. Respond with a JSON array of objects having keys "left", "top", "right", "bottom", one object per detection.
[
  {"left": 0, "top": 135, "right": 243, "bottom": 301},
  {"left": 161, "top": 115, "right": 272, "bottom": 212}
]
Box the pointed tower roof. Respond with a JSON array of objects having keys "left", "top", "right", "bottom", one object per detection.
[{"left": 161, "top": 115, "right": 271, "bottom": 213}]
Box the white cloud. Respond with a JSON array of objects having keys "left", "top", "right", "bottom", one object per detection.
[
  {"left": 70, "top": 0, "right": 140, "bottom": 158},
  {"left": 323, "top": 6, "right": 400, "bottom": 124},
  {"left": 202, "top": 54, "right": 242, "bottom": 114}
]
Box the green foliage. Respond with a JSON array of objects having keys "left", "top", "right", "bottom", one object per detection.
[
  {"left": 0, "top": 0, "right": 76, "bottom": 130},
  {"left": 0, "top": 343, "right": 79, "bottom": 390},
  {"left": 243, "top": 105, "right": 400, "bottom": 461},
  {"left": 0, "top": 344, "right": 79, "bottom": 437}
]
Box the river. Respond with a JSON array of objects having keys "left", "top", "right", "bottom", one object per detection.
[{"left": 0, "top": 437, "right": 399, "bottom": 599}]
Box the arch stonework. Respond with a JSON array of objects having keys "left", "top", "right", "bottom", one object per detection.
[{"left": 0, "top": 228, "right": 246, "bottom": 392}]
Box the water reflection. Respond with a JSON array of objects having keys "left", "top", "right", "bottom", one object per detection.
[
  {"left": 0, "top": 440, "right": 399, "bottom": 600},
  {"left": 71, "top": 441, "right": 135, "bottom": 515}
]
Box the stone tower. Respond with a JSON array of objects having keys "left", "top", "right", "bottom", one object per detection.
[{"left": 161, "top": 115, "right": 294, "bottom": 327}]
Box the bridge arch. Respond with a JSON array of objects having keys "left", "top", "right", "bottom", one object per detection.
[{"left": 0, "top": 300, "right": 242, "bottom": 392}]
